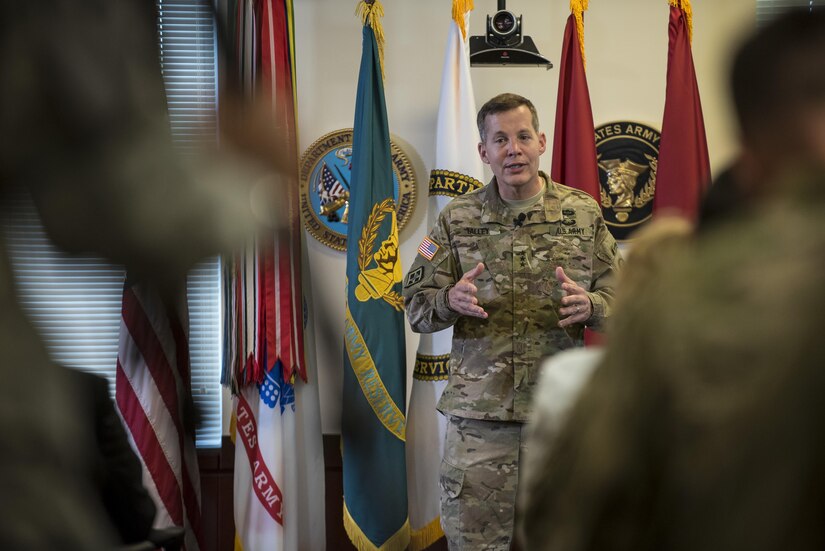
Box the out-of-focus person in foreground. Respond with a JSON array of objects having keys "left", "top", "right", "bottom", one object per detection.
[
  {"left": 519, "top": 216, "right": 693, "bottom": 538},
  {"left": 520, "top": 9, "right": 825, "bottom": 551},
  {"left": 0, "top": 1, "right": 289, "bottom": 547}
]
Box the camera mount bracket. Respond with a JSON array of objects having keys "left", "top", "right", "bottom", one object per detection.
[{"left": 469, "top": 0, "right": 553, "bottom": 68}]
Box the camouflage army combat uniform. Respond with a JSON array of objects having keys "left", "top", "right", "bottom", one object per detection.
[{"left": 403, "top": 171, "right": 621, "bottom": 550}]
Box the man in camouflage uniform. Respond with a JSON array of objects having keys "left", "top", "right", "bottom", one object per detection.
[{"left": 403, "top": 93, "right": 621, "bottom": 550}]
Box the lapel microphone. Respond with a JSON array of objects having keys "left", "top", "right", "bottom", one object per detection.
[{"left": 513, "top": 212, "right": 526, "bottom": 228}]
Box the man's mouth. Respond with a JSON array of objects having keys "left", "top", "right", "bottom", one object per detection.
[{"left": 505, "top": 163, "right": 526, "bottom": 171}]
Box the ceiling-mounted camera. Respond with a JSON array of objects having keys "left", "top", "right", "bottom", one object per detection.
[
  {"left": 488, "top": 9, "right": 521, "bottom": 47},
  {"left": 470, "top": 0, "right": 552, "bottom": 68}
]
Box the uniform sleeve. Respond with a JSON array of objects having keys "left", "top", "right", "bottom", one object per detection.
[
  {"left": 402, "top": 212, "right": 461, "bottom": 333},
  {"left": 585, "top": 216, "right": 622, "bottom": 331}
]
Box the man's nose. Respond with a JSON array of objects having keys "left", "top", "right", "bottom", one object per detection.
[{"left": 506, "top": 139, "right": 521, "bottom": 155}]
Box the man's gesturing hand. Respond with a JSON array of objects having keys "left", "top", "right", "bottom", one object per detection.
[
  {"left": 447, "top": 262, "right": 488, "bottom": 319},
  {"left": 556, "top": 266, "right": 591, "bottom": 327}
]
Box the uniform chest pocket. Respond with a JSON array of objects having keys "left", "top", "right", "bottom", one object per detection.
[
  {"left": 454, "top": 233, "right": 505, "bottom": 305},
  {"left": 543, "top": 231, "right": 595, "bottom": 290}
]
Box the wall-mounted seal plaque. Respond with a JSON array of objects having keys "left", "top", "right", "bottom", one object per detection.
[
  {"left": 595, "top": 121, "right": 660, "bottom": 241},
  {"left": 299, "top": 129, "right": 417, "bottom": 251}
]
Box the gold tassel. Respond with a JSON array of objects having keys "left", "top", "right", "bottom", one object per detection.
[
  {"left": 344, "top": 502, "right": 411, "bottom": 551},
  {"left": 570, "top": 0, "right": 589, "bottom": 69},
  {"left": 451, "top": 0, "right": 474, "bottom": 41},
  {"left": 669, "top": 0, "right": 694, "bottom": 44},
  {"left": 408, "top": 516, "right": 445, "bottom": 551},
  {"left": 357, "top": 0, "right": 387, "bottom": 79},
  {"left": 228, "top": 410, "right": 237, "bottom": 444}
]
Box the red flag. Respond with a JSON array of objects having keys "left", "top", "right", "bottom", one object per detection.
[
  {"left": 259, "top": 0, "right": 305, "bottom": 384},
  {"left": 654, "top": 2, "right": 711, "bottom": 219},
  {"left": 551, "top": 8, "right": 600, "bottom": 200},
  {"left": 116, "top": 281, "right": 204, "bottom": 551},
  {"left": 552, "top": 5, "right": 602, "bottom": 346},
  {"left": 226, "top": 0, "right": 305, "bottom": 386}
]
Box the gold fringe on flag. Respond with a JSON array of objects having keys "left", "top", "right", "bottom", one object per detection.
[
  {"left": 570, "top": 0, "right": 589, "bottom": 68},
  {"left": 669, "top": 0, "right": 694, "bottom": 44},
  {"left": 357, "top": 0, "right": 387, "bottom": 79},
  {"left": 408, "top": 516, "right": 445, "bottom": 551},
  {"left": 344, "top": 502, "right": 411, "bottom": 551},
  {"left": 452, "top": 0, "right": 474, "bottom": 41}
]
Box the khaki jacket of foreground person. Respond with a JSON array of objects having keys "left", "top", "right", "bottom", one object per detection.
[{"left": 522, "top": 170, "right": 825, "bottom": 551}]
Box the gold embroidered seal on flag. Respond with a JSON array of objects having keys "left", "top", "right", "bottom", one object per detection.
[
  {"left": 595, "top": 121, "right": 661, "bottom": 241},
  {"left": 299, "top": 129, "right": 417, "bottom": 251}
]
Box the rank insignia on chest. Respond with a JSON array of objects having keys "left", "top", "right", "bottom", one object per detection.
[{"left": 561, "top": 208, "right": 577, "bottom": 226}]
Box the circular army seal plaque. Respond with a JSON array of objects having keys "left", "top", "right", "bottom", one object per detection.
[
  {"left": 595, "top": 121, "right": 661, "bottom": 241},
  {"left": 299, "top": 129, "right": 417, "bottom": 251}
]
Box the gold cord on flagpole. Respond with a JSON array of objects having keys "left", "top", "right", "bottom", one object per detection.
[
  {"left": 669, "top": 0, "right": 694, "bottom": 44},
  {"left": 357, "top": 0, "right": 386, "bottom": 78},
  {"left": 570, "top": 0, "right": 589, "bottom": 69},
  {"left": 452, "top": 0, "right": 474, "bottom": 40}
]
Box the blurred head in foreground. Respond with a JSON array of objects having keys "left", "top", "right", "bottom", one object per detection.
[{"left": 729, "top": 9, "right": 825, "bottom": 198}]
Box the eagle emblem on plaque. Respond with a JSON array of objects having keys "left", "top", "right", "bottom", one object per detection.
[
  {"left": 316, "top": 149, "right": 352, "bottom": 223},
  {"left": 299, "top": 129, "right": 416, "bottom": 251},
  {"left": 595, "top": 122, "right": 661, "bottom": 241}
]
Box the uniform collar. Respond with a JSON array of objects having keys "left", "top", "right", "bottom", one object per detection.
[{"left": 480, "top": 171, "right": 562, "bottom": 225}]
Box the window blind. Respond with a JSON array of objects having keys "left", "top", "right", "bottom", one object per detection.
[
  {"left": 757, "top": 0, "right": 822, "bottom": 26},
  {"left": 156, "top": 0, "right": 222, "bottom": 448},
  {"left": 2, "top": 0, "right": 223, "bottom": 448}
]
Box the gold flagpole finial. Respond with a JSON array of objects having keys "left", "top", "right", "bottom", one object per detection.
[
  {"left": 669, "top": 0, "right": 694, "bottom": 44},
  {"left": 452, "top": 0, "right": 474, "bottom": 41},
  {"left": 357, "top": 0, "right": 386, "bottom": 78},
  {"left": 570, "top": 0, "right": 589, "bottom": 69}
]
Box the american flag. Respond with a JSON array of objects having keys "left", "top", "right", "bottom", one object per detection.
[
  {"left": 317, "top": 162, "right": 347, "bottom": 208},
  {"left": 418, "top": 237, "right": 439, "bottom": 261},
  {"left": 116, "top": 281, "right": 204, "bottom": 551}
]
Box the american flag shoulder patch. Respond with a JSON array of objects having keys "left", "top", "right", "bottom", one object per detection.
[{"left": 418, "top": 237, "right": 439, "bottom": 261}]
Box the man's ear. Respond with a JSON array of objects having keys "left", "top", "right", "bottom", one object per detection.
[
  {"left": 478, "top": 141, "right": 490, "bottom": 164},
  {"left": 538, "top": 131, "right": 547, "bottom": 155}
]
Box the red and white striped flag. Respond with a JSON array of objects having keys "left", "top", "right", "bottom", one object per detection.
[{"left": 116, "top": 281, "right": 204, "bottom": 551}]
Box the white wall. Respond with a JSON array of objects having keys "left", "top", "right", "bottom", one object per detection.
[{"left": 291, "top": 0, "right": 755, "bottom": 434}]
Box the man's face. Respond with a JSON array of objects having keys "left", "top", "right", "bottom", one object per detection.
[{"left": 478, "top": 105, "right": 547, "bottom": 200}]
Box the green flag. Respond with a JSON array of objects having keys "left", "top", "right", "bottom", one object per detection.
[{"left": 342, "top": 6, "right": 410, "bottom": 551}]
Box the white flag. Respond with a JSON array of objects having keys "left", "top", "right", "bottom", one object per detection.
[
  {"left": 233, "top": 375, "right": 289, "bottom": 550},
  {"left": 406, "top": 5, "right": 484, "bottom": 550}
]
